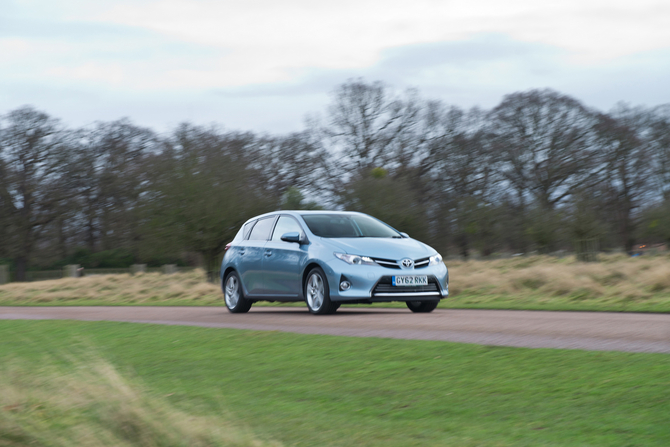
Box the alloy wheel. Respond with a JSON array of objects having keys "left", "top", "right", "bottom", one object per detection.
[
  {"left": 306, "top": 273, "right": 324, "bottom": 311},
  {"left": 225, "top": 275, "right": 239, "bottom": 308}
]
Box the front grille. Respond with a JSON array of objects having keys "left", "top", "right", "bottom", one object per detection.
[
  {"left": 372, "top": 276, "right": 440, "bottom": 295},
  {"left": 414, "top": 257, "right": 430, "bottom": 268},
  {"left": 371, "top": 257, "right": 400, "bottom": 269},
  {"left": 371, "top": 257, "right": 431, "bottom": 269}
]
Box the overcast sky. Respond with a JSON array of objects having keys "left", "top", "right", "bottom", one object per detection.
[{"left": 2, "top": 0, "right": 669, "bottom": 133}]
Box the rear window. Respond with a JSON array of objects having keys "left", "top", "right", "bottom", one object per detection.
[{"left": 301, "top": 214, "right": 400, "bottom": 238}]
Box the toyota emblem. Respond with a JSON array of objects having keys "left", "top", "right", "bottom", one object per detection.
[{"left": 401, "top": 258, "right": 414, "bottom": 269}]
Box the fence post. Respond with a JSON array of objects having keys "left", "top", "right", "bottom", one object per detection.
[
  {"left": 574, "top": 238, "right": 599, "bottom": 262},
  {"left": 162, "top": 264, "right": 177, "bottom": 275},
  {"left": 63, "top": 264, "right": 80, "bottom": 278},
  {"left": 0, "top": 265, "right": 8, "bottom": 285},
  {"left": 131, "top": 264, "right": 147, "bottom": 275}
]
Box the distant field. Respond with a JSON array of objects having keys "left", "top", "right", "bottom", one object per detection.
[
  {"left": 1, "top": 254, "right": 669, "bottom": 312},
  {"left": 1, "top": 320, "right": 669, "bottom": 446}
]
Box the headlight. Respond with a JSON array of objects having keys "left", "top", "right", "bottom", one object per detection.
[
  {"left": 334, "top": 253, "right": 376, "bottom": 266},
  {"left": 428, "top": 253, "right": 443, "bottom": 266}
]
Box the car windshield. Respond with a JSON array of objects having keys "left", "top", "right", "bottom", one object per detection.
[{"left": 301, "top": 214, "right": 401, "bottom": 238}]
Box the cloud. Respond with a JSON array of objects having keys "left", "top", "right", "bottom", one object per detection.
[
  {"left": 1, "top": 0, "right": 669, "bottom": 132},
  {"left": 210, "top": 35, "right": 564, "bottom": 101},
  {"left": 0, "top": 15, "right": 227, "bottom": 89},
  {"left": 210, "top": 33, "right": 670, "bottom": 116},
  {"left": 80, "top": 0, "right": 670, "bottom": 63}
]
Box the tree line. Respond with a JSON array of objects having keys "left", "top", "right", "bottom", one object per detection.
[{"left": 1, "top": 80, "right": 669, "bottom": 280}]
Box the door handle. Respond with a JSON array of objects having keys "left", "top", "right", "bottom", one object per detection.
[
  {"left": 239, "top": 250, "right": 245, "bottom": 256},
  {"left": 264, "top": 250, "right": 272, "bottom": 257}
]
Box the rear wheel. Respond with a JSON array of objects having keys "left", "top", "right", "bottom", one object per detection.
[
  {"left": 305, "top": 267, "right": 338, "bottom": 315},
  {"left": 406, "top": 300, "right": 439, "bottom": 313},
  {"left": 224, "top": 271, "right": 252, "bottom": 313}
]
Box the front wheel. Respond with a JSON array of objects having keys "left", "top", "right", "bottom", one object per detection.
[
  {"left": 223, "top": 271, "right": 252, "bottom": 313},
  {"left": 304, "top": 267, "right": 338, "bottom": 315},
  {"left": 406, "top": 300, "right": 439, "bottom": 313}
]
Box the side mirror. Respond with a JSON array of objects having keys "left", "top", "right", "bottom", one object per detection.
[
  {"left": 280, "top": 232, "right": 301, "bottom": 243},
  {"left": 400, "top": 232, "right": 410, "bottom": 238}
]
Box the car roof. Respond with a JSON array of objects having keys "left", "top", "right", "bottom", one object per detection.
[
  {"left": 244, "top": 210, "right": 364, "bottom": 223},
  {"left": 286, "top": 210, "right": 363, "bottom": 215}
]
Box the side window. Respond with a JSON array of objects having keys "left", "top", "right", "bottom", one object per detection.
[
  {"left": 271, "top": 216, "right": 303, "bottom": 241},
  {"left": 247, "top": 217, "right": 275, "bottom": 241}
]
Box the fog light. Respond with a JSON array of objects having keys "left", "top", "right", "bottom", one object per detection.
[{"left": 340, "top": 281, "right": 351, "bottom": 291}]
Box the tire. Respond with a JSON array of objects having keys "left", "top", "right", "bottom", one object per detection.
[
  {"left": 304, "top": 267, "right": 338, "bottom": 315},
  {"left": 406, "top": 300, "right": 439, "bottom": 313},
  {"left": 223, "top": 271, "right": 252, "bottom": 313}
]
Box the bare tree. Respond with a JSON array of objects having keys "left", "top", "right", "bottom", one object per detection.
[
  {"left": 0, "top": 106, "right": 70, "bottom": 280},
  {"left": 2, "top": 85, "right": 667, "bottom": 271},
  {"left": 595, "top": 105, "right": 652, "bottom": 252},
  {"left": 648, "top": 105, "right": 670, "bottom": 202},
  {"left": 252, "top": 131, "right": 325, "bottom": 199},
  {"left": 428, "top": 105, "right": 497, "bottom": 257},
  {"left": 488, "top": 89, "right": 599, "bottom": 211},
  {"left": 79, "top": 120, "right": 155, "bottom": 255},
  {"left": 146, "top": 124, "right": 274, "bottom": 278},
  {"left": 321, "top": 79, "right": 421, "bottom": 182}
]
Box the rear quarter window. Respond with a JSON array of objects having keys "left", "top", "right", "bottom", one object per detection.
[{"left": 242, "top": 221, "right": 256, "bottom": 240}]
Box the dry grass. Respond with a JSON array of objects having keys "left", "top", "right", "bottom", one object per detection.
[
  {"left": 1, "top": 255, "right": 670, "bottom": 312},
  {"left": 0, "top": 354, "right": 280, "bottom": 447},
  {"left": 0, "top": 270, "right": 222, "bottom": 305},
  {"left": 446, "top": 253, "right": 670, "bottom": 311}
]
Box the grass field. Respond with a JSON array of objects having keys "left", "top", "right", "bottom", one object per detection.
[
  {"left": 1, "top": 254, "right": 670, "bottom": 312},
  {"left": 1, "top": 355, "right": 279, "bottom": 447},
  {"left": 1, "top": 320, "right": 668, "bottom": 446}
]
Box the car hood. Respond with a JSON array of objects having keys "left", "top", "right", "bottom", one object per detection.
[{"left": 321, "top": 237, "right": 435, "bottom": 260}]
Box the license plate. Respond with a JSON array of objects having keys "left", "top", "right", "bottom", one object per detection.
[{"left": 392, "top": 275, "right": 428, "bottom": 286}]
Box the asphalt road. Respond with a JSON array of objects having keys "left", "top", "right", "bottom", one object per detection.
[{"left": 1, "top": 306, "right": 669, "bottom": 353}]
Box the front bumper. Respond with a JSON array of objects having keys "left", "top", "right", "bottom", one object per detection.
[{"left": 322, "top": 259, "right": 449, "bottom": 303}]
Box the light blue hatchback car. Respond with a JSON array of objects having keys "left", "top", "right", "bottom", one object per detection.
[{"left": 220, "top": 211, "right": 449, "bottom": 315}]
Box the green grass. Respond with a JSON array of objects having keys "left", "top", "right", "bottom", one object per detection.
[
  {"left": 2, "top": 298, "right": 669, "bottom": 314},
  {"left": 436, "top": 293, "right": 670, "bottom": 313},
  {"left": 1, "top": 320, "right": 668, "bottom": 446}
]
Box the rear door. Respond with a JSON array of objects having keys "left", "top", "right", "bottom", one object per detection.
[
  {"left": 236, "top": 216, "right": 276, "bottom": 296},
  {"left": 262, "top": 215, "right": 307, "bottom": 297}
]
